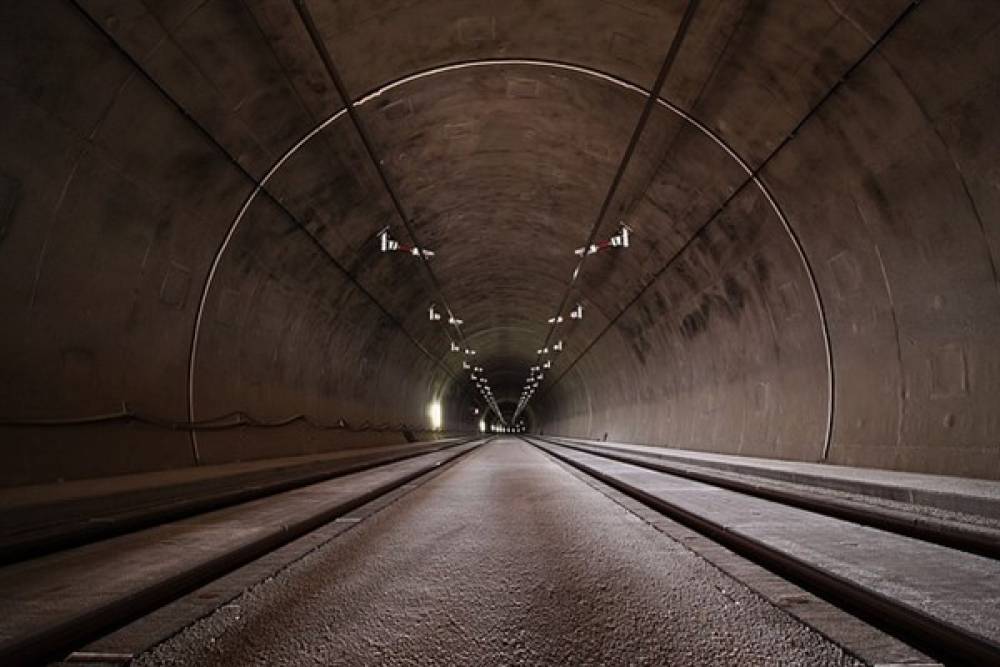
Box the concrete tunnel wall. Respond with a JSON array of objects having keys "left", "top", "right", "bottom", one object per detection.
[{"left": 0, "top": 1, "right": 998, "bottom": 486}]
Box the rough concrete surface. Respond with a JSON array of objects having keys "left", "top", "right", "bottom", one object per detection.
[
  {"left": 540, "top": 442, "right": 1000, "bottom": 646},
  {"left": 138, "top": 440, "right": 862, "bottom": 666},
  {"left": 2, "top": 2, "right": 999, "bottom": 485},
  {"left": 0, "top": 445, "right": 475, "bottom": 652}
]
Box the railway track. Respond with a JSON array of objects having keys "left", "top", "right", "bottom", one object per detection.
[
  {"left": 536, "top": 436, "right": 1000, "bottom": 559},
  {"left": 3, "top": 435, "right": 996, "bottom": 665},
  {"left": 526, "top": 435, "right": 1000, "bottom": 666},
  {"left": 0, "top": 438, "right": 488, "bottom": 665},
  {"left": 0, "top": 437, "right": 479, "bottom": 566}
]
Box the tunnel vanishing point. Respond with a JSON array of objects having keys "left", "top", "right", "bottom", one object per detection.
[
  {"left": 3, "top": 2, "right": 1000, "bottom": 666},
  {"left": 2, "top": 0, "right": 998, "bottom": 484}
]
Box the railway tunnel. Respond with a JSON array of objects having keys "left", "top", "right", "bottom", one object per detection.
[{"left": 1, "top": 1, "right": 999, "bottom": 665}]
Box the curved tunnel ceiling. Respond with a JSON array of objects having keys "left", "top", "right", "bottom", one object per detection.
[
  {"left": 1, "top": 1, "right": 998, "bottom": 483},
  {"left": 212, "top": 57, "right": 810, "bottom": 403}
]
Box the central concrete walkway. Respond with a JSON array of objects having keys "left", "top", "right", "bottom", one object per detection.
[{"left": 139, "top": 439, "right": 860, "bottom": 666}]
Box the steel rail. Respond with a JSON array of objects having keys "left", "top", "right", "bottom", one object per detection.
[
  {"left": 534, "top": 435, "right": 1000, "bottom": 561},
  {"left": 527, "top": 436, "right": 1000, "bottom": 666},
  {"left": 0, "top": 437, "right": 476, "bottom": 566},
  {"left": 0, "top": 439, "right": 489, "bottom": 665}
]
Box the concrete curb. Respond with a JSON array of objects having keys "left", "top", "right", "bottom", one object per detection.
[{"left": 0, "top": 441, "right": 485, "bottom": 665}]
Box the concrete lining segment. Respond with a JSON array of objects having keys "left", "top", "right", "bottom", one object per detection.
[
  {"left": 42, "top": 0, "right": 473, "bottom": 474},
  {"left": 0, "top": 440, "right": 483, "bottom": 665},
  {"left": 187, "top": 56, "right": 831, "bottom": 445},
  {"left": 185, "top": 105, "right": 347, "bottom": 460},
  {"left": 3, "top": 2, "right": 999, "bottom": 485},
  {"left": 522, "top": 0, "right": 703, "bottom": 426},
  {"left": 294, "top": 0, "right": 474, "bottom": 373}
]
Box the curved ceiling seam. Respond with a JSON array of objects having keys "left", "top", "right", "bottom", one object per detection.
[
  {"left": 542, "top": 1, "right": 922, "bottom": 458},
  {"left": 185, "top": 57, "right": 831, "bottom": 456},
  {"left": 186, "top": 108, "right": 344, "bottom": 462},
  {"left": 346, "top": 58, "right": 828, "bottom": 426},
  {"left": 183, "top": 103, "right": 474, "bottom": 461}
]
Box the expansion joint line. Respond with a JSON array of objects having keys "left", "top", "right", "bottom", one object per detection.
[
  {"left": 294, "top": 0, "right": 494, "bottom": 422},
  {"left": 68, "top": 0, "right": 466, "bottom": 465},
  {"left": 539, "top": 1, "right": 923, "bottom": 462},
  {"left": 293, "top": 1, "right": 466, "bottom": 344},
  {"left": 515, "top": 0, "right": 701, "bottom": 421}
]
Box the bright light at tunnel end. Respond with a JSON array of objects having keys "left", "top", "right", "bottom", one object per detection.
[{"left": 427, "top": 401, "right": 442, "bottom": 430}]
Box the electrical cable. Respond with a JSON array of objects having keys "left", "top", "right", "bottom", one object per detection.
[{"left": 0, "top": 403, "right": 429, "bottom": 433}]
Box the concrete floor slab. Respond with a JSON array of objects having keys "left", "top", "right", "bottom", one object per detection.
[
  {"left": 137, "top": 439, "right": 864, "bottom": 666},
  {"left": 0, "top": 443, "right": 477, "bottom": 660},
  {"left": 542, "top": 442, "right": 1000, "bottom": 648}
]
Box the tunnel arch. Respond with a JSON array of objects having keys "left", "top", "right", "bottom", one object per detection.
[
  {"left": 189, "top": 57, "right": 832, "bottom": 459},
  {"left": 1, "top": 1, "right": 998, "bottom": 484}
]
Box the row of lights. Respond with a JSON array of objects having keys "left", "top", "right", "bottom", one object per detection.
[
  {"left": 384, "top": 221, "right": 632, "bottom": 429},
  {"left": 486, "top": 422, "right": 526, "bottom": 434},
  {"left": 515, "top": 348, "right": 559, "bottom": 416},
  {"left": 514, "top": 222, "right": 633, "bottom": 421},
  {"left": 380, "top": 227, "right": 506, "bottom": 429},
  {"left": 434, "top": 307, "right": 506, "bottom": 427}
]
